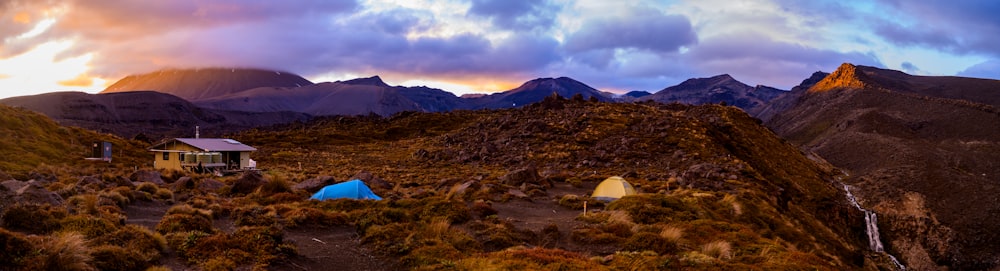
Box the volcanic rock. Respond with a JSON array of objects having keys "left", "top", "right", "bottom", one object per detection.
[
  {"left": 130, "top": 170, "right": 165, "bottom": 185},
  {"left": 293, "top": 176, "right": 337, "bottom": 193}
]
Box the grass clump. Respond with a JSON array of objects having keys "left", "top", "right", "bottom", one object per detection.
[
  {"left": 90, "top": 245, "right": 148, "bottom": 271},
  {"left": 1, "top": 203, "right": 67, "bottom": 234},
  {"left": 0, "top": 228, "right": 35, "bottom": 267},
  {"left": 24, "top": 232, "right": 96, "bottom": 271},
  {"left": 156, "top": 213, "right": 214, "bottom": 234},
  {"left": 233, "top": 205, "right": 279, "bottom": 227},
  {"left": 59, "top": 214, "right": 118, "bottom": 239},
  {"left": 180, "top": 226, "right": 295, "bottom": 269},
  {"left": 91, "top": 224, "right": 167, "bottom": 265},
  {"left": 702, "top": 240, "right": 733, "bottom": 260},
  {"left": 282, "top": 206, "right": 348, "bottom": 228}
]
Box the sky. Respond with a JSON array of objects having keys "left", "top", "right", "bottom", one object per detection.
[{"left": 1, "top": 0, "right": 999, "bottom": 99}]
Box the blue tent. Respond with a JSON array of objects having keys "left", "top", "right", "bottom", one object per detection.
[{"left": 310, "top": 179, "right": 382, "bottom": 201}]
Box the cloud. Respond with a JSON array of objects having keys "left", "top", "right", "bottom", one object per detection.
[
  {"left": 869, "top": 1, "right": 1000, "bottom": 56},
  {"left": 901, "top": 61, "right": 920, "bottom": 74},
  {"left": 958, "top": 60, "right": 1000, "bottom": 79},
  {"left": 564, "top": 9, "right": 696, "bottom": 54},
  {"left": 685, "top": 32, "right": 882, "bottom": 88},
  {"left": 468, "top": 0, "right": 560, "bottom": 30}
]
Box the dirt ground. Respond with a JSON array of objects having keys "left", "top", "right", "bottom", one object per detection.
[{"left": 121, "top": 181, "right": 602, "bottom": 270}]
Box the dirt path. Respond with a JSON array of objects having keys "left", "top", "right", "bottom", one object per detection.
[{"left": 275, "top": 226, "right": 395, "bottom": 271}]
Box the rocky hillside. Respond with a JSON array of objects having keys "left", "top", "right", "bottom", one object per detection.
[
  {"left": 767, "top": 63, "right": 1000, "bottom": 270},
  {"left": 196, "top": 76, "right": 468, "bottom": 116},
  {"left": 0, "top": 91, "right": 310, "bottom": 139},
  {"left": 754, "top": 71, "right": 828, "bottom": 122},
  {"left": 238, "top": 97, "right": 901, "bottom": 270},
  {"left": 643, "top": 74, "right": 786, "bottom": 115},
  {"left": 101, "top": 68, "right": 314, "bottom": 101},
  {"left": 0, "top": 104, "right": 147, "bottom": 178}
]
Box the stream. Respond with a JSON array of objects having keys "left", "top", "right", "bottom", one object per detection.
[{"left": 843, "top": 183, "right": 906, "bottom": 270}]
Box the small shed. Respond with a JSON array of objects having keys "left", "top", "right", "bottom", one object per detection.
[{"left": 149, "top": 138, "right": 256, "bottom": 171}]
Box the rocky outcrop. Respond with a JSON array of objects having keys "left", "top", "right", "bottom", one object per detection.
[
  {"left": 293, "top": 176, "right": 337, "bottom": 193},
  {"left": 808, "top": 63, "right": 870, "bottom": 92}
]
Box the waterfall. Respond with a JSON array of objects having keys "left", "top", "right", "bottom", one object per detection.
[{"left": 843, "top": 184, "right": 906, "bottom": 270}]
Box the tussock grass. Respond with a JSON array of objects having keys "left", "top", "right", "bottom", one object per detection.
[
  {"left": 702, "top": 240, "right": 733, "bottom": 260},
  {"left": 28, "top": 232, "right": 95, "bottom": 271}
]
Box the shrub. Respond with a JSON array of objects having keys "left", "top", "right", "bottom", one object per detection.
[
  {"left": 256, "top": 177, "right": 292, "bottom": 196},
  {"left": 182, "top": 226, "right": 292, "bottom": 268},
  {"left": 1, "top": 203, "right": 66, "bottom": 234},
  {"left": 362, "top": 223, "right": 412, "bottom": 255},
  {"left": 283, "top": 207, "right": 347, "bottom": 228},
  {"left": 59, "top": 214, "right": 118, "bottom": 239},
  {"left": 606, "top": 194, "right": 696, "bottom": 224},
  {"left": 0, "top": 228, "right": 34, "bottom": 267},
  {"left": 154, "top": 188, "right": 174, "bottom": 200},
  {"left": 91, "top": 224, "right": 167, "bottom": 264},
  {"left": 90, "top": 245, "right": 149, "bottom": 271},
  {"left": 416, "top": 198, "right": 471, "bottom": 224},
  {"left": 401, "top": 243, "right": 464, "bottom": 267},
  {"left": 233, "top": 206, "right": 278, "bottom": 227},
  {"left": 623, "top": 232, "right": 678, "bottom": 254},
  {"left": 166, "top": 204, "right": 213, "bottom": 219},
  {"left": 156, "top": 213, "right": 214, "bottom": 234},
  {"left": 165, "top": 231, "right": 211, "bottom": 260},
  {"left": 136, "top": 182, "right": 159, "bottom": 194}
]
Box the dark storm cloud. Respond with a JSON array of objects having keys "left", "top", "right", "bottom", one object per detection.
[
  {"left": 468, "top": 0, "right": 559, "bottom": 30},
  {"left": 564, "top": 9, "right": 696, "bottom": 54}
]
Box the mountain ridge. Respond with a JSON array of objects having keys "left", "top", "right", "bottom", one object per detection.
[{"left": 767, "top": 62, "right": 1000, "bottom": 270}]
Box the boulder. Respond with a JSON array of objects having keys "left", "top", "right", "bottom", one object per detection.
[
  {"left": 198, "top": 178, "right": 225, "bottom": 193},
  {"left": 1, "top": 180, "right": 27, "bottom": 193},
  {"left": 501, "top": 166, "right": 544, "bottom": 187},
  {"left": 109, "top": 175, "right": 135, "bottom": 188},
  {"left": 293, "top": 176, "right": 337, "bottom": 193},
  {"left": 130, "top": 170, "right": 165, "bottom": 185},
  {"left": 76, "top": 176, "right": 104, "bottom": 190},
  {"left": 16, "top": 181, "right": 63, "bottom": 206},
  {"left": 174, "top": 177, "right": 195, "bottom": 191},
  {"left": 352, "top": 170, "right": 392, "bottom": 190},
  {"left": 230, "top": 172, "right": 267, "bottom": 195}
]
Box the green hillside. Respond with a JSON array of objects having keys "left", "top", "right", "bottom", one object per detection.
[{"left": 0, "top": 105, "right": 148, "bottom": 179}]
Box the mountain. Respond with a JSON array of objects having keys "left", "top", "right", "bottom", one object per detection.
[
  {"left": 767, "top": 63, "right": 1000, "bottom": 270},
  {"left": 623, "top": 90, "right": 652, "bottom": 98},
  {"left": 195, "top": 76, "right": 468, "bottom": 116},
  {"left": 754, "top": 71, "right": 829, "bottom": 122},
  {"left": 101, "top": 68, "right": 314, "bottom": 101},
  {"left": 468, "top": 77, "right": 612, "bottom": 109},
  {"left": 643, "top": 74, "right": 786, "bottom": 115},
  {"left": 0, "top": 91, "right": 310, "bottom": 139}
]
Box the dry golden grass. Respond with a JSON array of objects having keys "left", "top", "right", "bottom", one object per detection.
[
  {"left": 659, "top": 226, "right": 684, "bottom": 243},
  {"left": 702, "top": 240, "right": 733, "bottom": 260},
  {"left": 29, "top": 232, "right": 95, "bottom": 271}
]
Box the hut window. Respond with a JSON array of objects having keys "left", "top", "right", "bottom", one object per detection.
[{"left": 163, "top": 152, "right": 169, "bottom": 160}]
